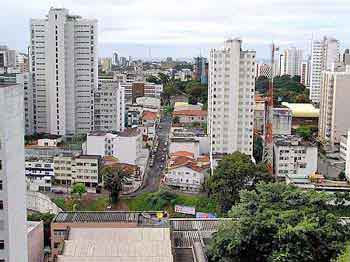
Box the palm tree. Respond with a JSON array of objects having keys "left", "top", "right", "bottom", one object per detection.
[{"left": 102, "top": 166, "right": 126, "bottom": 203}]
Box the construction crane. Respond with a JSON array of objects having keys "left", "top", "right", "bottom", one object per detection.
[{"left": 263, "top": 43, "right": 278, "bottom": 175}]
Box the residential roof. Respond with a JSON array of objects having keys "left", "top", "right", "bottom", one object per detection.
[
  {"left": 57, "top": 227, "right": 173, "bottom": 262},
  {"left": 281, "top": 102, "right": 319, "bottom": 118},
  {"left": 173, "top": 110, "right": 207, "bottom": 117},
  {"left": 53, "top": 211, "right": 168, "bottom": 225},
  {"left": 168, "top": 155, "right": 210, "bottom": 173},
  {"left": 170, "top": 151, "right": 194, "bottom": 159},
  {"left": 142, "top": 111, "right": 157, "bottom": 121}
]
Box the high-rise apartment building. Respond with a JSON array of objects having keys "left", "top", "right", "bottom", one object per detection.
[
  {"left": 0, "top": 72, "right": 35, "bottom": 135},
  {"left": 310, "top": 37, "right": 339, "bottom": 103},
  {"left": 94, "top": 78, "right": 125, "bottom": 132},
  {"left": 343, "top": 49, "right": 350, "bottom": 65},
  {"left": 193, "top": 57, "right": 208, "bottom": 84},
  {"left": 300, "top": 58, "right": 311, "bottom": 87},
  {"left": 208, "top": 39, "right": 255, "bottom": 159},
  {"left": 0, "top": 83, "right": 28, "bottom": 262},
  {"left": 112, "top": 52, "right": 119, "bottom": 66},
  {"left": 256, "top": 63, "right": 272, "bottom": 79},
  {"left": 279, "top": 47, "right": 303, "bottom": 77},
  {"left": 319, "top": 65, "right": 350, "bottom": 146},
  {"left": 30, "top": 8, "right": 98, "bottom": 135},
  {"left": 0, "top": 46, "right": 17, "bottom": 73}
]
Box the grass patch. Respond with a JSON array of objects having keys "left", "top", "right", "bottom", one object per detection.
[
  {"left": 337, "top": 243, "right": 350, "bottom": 262},
  {"left": 125, "top": 190, "right": 218, "bottom": 217},
  {"left": 52, "top": 196, "right": 109, "bottom": 211}
]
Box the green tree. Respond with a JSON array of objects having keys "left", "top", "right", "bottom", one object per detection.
[
  {"left": 102, "top": 166, "right": 126, "bottom": 203},
  {"left": 146, "top": 75, "right": 161, "bottom": 84},
  {"left": 255, "top": 75, "right": 310, "bottom": 104},
  {"left": 71, "top": 183, "right": 87, "bottom": 198},
  {"left": 296, "top": 125, "right": 312, "bottom": 140},
  {"left": 207, "top": 152, "right": 273, "bottom": 213},
  {"left": 253, "top": 135, "right": 264, "bottom": 163},
  {"left": 173, "top": 116, "right": 180, "bottom": 124},
  {"left": 208, "top": 182, "right": 350, "bottom": 262}
]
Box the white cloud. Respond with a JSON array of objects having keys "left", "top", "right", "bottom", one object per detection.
[{"left": 1, "top": 0, "right": 350, "bottom": 57}]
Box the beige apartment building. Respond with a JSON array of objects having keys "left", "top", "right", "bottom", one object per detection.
[
  {"left": 53, "top": 154, "right": 101, "bottom": 189},
  {"left": 319, "top": 66, "right": 350, "bottom": 146}
]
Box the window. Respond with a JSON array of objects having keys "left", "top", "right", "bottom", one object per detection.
[
  {"left": 0, "top": 160, "right": 2, "bottom": 170},
  {"left": 0, "top": 201, "right": 3, "bottom": 210},
  {"left": 0, "top": 240, "right": 4, "bottom": 249},
  {"left": 0, "top": 181, "right": 2, "bottom": 191}
]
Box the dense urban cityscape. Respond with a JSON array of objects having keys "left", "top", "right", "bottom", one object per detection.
[{"left": 1, "top": 3, "right": 350, "bottom": 262}]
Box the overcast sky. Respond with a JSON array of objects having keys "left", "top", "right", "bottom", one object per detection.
[{"left": 1, "top": 0, "right": 349, "bottom": 60}]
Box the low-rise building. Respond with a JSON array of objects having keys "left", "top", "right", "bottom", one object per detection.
[
  {"left": 51, "top": 211, "right": 225, "bottom": 262},
  {"left": 282, "top": 102, "right": 319, "bottom": 129},
  {"left": 173, "top": 109, "right": 207, "bottom": 124},
  {"left": 121, "top": 81, "right": 163, "bottom": 101},
  {"left": 254, "top": 98, "right": 292, "bottom": 135},
  {"left": 135, "top": 96, "right": 161, "bottom": 109},
  {"left": 25, "top": 157, "right": 54, "bottom": 192},
  {"left": 140, "top": 111, "right": 158, "bottom": 142},
  {"left": 169, "top": 126, "right": 210, "bottom": 157},
  {"left": 273, "top": 107, "right": 292, "bottom": 135},
  {"left": 164, "top": 152, "right": 210, "bottom": 192},
  {"left": 27, "top": 221, "right": 44, "bottom": 262},
  {"left": 274, "top": 135, "right": 318, "bottom": 179},
  {"left": 126, "top": 103, "right": 159, "bottom": 128},
  {"left": 53, "top": 154, "right": 101, "bottom": 190},
  {"left": 85, "top": 129, "right": 145, "bottom": 166}
]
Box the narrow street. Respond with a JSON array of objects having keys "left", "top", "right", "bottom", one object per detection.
[{"left": 126, "top": 112, "right": 172, "bottom": 197}]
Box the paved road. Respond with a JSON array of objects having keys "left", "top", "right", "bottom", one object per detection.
[{"left": 125, "top": 113, "right": 172, "bottom": 197}]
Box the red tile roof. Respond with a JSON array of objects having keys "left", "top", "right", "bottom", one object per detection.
[
  {"left": 170, "top": 151, "right": 194, "bottom": 159},
  {"left": 173, "top": 110, "right": 207, "bottom": 117},
  {"left": 142, "top": 111, "right": 157, "bottom": 121},
  {"left": 169, "top": 154, "right": 210, "bottom": 173}
]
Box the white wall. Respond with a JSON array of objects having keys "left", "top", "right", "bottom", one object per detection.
[
  {"left": 169, "top": 142, "right": 200, "bottom": 158},
  {"left": 0, "top": 84, "right": 28, "bottom": 261}
]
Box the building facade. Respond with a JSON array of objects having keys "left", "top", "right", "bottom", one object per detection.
[
  {"left": 121, "top": 82, "right": 163, "bottom": 102},
  {"left": 86, "top": 129, "right": 143, "bottom": 165},
  {"left": 94, "top": 78, "right": 125, "bottom": 132},
  {"left": 53, "top": 154, "right": 100, "bottom": 189},
  {"left": 25, "top": 157, "right": 54, "bottom": 192},
  {"left": 344, "top": 131, "right": 350, "bottom": 182},
  {"left": 280, "top": 48, "right": 303, "bottom": 77},
  {"left": 256, "top": 63, "right": 272, "bottom": 79},
  {"left": 319, "top": 66, "right": 350, "bottom": 146},
  {"left": 300, "top": 59, "right": 310, "bottom": 87},
  {"left": 0, "top": 72, "right": 35, "bottom": 135},
  {"left": 208, "top": 38, "right": 255, "bottom": 158},
  {"left": 273, "top": 107, "right": 292, "bottom": 135},
  {"left": 30, "top": 8, "right": 98, "bottom": 135},
  {"left": 0, "top": 83, "right": 28, "bottom": 262},
  {"left": 274, "top": 135, "right": 318, "bottom": 178},
  {"left": 310, "top": 37, "right": 339, "bottom": 103}
]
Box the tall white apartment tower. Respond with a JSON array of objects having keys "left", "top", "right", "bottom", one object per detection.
[
  {"left": 0, "top": 83, "right": 28, "bottom": 262},
  {"left": 319, "top": 66, "right": 350, "bottom": 146},
  {"left": 310, "top": 37, "right": 339, "bottom": 103},
  {"left": 208, "top": 39, "right": 255, "bottom": 160},
  {"left": 30, "top": 8, "right": 98, "bottom": 135},
  {"left": 280, "top": 47, "right": 303, "bottom": 77}
]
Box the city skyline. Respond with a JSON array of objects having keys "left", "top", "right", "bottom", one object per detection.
[{"left": 2, "top": 0, "right": 350, "bottom": 59}]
